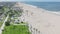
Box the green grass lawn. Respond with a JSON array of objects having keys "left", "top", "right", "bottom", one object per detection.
[{"left": 2, "top": 25, "right": 31, "bottom": 34}]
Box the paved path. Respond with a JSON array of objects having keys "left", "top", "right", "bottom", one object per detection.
[{"left": 0, "top": 15, "right": 9, "bottom": 34}]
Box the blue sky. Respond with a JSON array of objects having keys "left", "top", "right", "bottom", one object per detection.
[{"left": 0, "top": 0, "right": 60, "bottom": 2}]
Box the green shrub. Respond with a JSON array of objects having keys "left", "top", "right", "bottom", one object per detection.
[
  {"left": 5, "top": 21, "right": 10, "bottom": 26},
  {"left": 16, "top": 22, "right": 20, "bottom": 24},
  {"left": 21, "top": 21, "right": 24, "bottom": 23}
]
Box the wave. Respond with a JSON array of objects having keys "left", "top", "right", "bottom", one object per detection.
[{"left": 47, "top": 11, "right": 60, "bottom": 15}]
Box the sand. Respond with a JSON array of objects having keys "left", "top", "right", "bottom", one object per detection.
[{"left": 15, "top": 2, "right": 60, "bottom": 34}]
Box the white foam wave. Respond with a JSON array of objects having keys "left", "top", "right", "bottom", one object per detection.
[{"left": 48, "top": 11, "right": 60, "bottom": 15}]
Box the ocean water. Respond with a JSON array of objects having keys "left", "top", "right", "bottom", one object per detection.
[
  {"left": 23, "top": 2, "right": 60, "bottom": 15},
  {"left": 24, "top": 2, "right": 60, "bottom": 11}
]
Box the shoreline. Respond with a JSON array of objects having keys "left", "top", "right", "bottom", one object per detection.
[
  {"left": 23, "top": 2, "right": 60, "bottom": 16},
  {"left": 17, "top": 2, "right": 60, "bottom": 34}
]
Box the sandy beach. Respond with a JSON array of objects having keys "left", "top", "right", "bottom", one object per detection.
[{"left": 15, "top": 2, "right": 60, "bottom": 34}]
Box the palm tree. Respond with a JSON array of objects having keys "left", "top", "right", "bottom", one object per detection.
[
  {"left": 0, "top": 6, "right": 23, "bottom": 34},
  {"left": 1, "top": 6, "right": 23, "bottom": 26}
]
